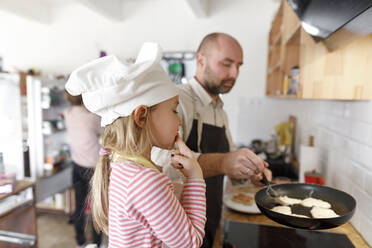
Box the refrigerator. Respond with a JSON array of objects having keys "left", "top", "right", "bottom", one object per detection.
[
  {"left": 0, "top": 73, "right": 24, "bottom": 178},
  {"left": 26, "top": 75, "right": 72, "bottom": 205},
  {"left": 161, "top": 52, "right": 196, "bottom": 84}
]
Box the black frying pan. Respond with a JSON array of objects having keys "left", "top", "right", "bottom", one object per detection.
[{"left": 255, "top": 183, "right": 356, "bottom": 230}]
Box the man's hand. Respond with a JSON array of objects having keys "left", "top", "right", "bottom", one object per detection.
[
  {"left": 249, "top": 168, "right": 272, "bottom": 186},
  {"left": 221, "top": 148, "right": 268, "bottom": 179}
]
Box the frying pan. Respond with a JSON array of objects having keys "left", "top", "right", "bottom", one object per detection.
[{"left": 255, "top": 183, "right": 356, "bottom": 230}]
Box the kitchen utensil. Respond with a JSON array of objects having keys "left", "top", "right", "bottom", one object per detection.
[
  {"left": 255, "top": 183, "right": 356, "bottom": 229},
  {"left": 262, "top": 173, "right": 279, "bottom": 198}
]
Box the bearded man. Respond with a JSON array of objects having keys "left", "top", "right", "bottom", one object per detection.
[{"left": 153, "top": 32, "right": 271, "bottom": 248}]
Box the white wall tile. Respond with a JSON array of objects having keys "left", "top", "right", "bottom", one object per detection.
[
  {"left": 341, "top": 139, "right": 357, "bottom": 161},
  {"left": 326, "top": 116, "right": 351, "bottom": 137},
  {"left": 317, "top": 129, "right": 331, "bottom": 149},
  {"left": 349, "top": 162, "right": 365, "bottom": 189},
  {"left": 348, "top": 101, "right": 372, "bottom": 124},
  {"left": 350, "top": 207, "right": 361, "bottom": 232},
  {"left": 328, "top": 166, "right": 342, "bottom": 189},
  {"left": 340, "top": 157, "right": 354, "bottom": 175},
  {"left": 355, "top": 144, "right": 372, "bottom": 170},
  {"left": 344, "top": 103, "right": 351, "bottom": 118},
  {"left": 365, "top": 171, "right": 372, "bottom": 197},
  {"left": 331, "top": 133, "right": 348, "bottom": 152},
  {"left": 328, "top": 152, "right": 353, "bottom": 185},
  {"left": 350, "top": 121, "right": 371, "bottom": 145},
  {"left": 359, "top": 212, "right": 372, "bottom": 247},
  {"left": 312, "top": 112, "right": 328, "bottom": 127},
  {"left": 352, "top": 185, "right": 372, "bottom": 220},
  {"left": 332, "top": 174, "right": 353, "bottom": 196},
  {"left": 329, "top": 101, "right": 345, "bottom": 118}
]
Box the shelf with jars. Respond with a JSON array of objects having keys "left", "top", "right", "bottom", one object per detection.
[{"left": 26, "top": 76, "right": 73, "bottom": 214}]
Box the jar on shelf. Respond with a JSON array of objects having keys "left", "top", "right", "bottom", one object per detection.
[
  {"left": 56, "top": 113, "right": 65, "bottom": 130},
  {"left": 41, "top": 87, "right": 51, "bottom": 109},
  {"left": 289, "top": 66, "right": 299, "bottom": 94}
]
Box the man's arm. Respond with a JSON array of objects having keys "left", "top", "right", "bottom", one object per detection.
[
  {"left": 197, "top": 153, "right": 226, "bottom": 178},
  {"left": 176, "top": 84, "right": 271, "bottom": 182},
  {"left": 198, "top": 148, "right": 272, "bottom": 181}
]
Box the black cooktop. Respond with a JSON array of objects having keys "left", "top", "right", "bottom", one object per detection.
[{"left": 223, "top": 221, "right": 354, "bottom": 248}]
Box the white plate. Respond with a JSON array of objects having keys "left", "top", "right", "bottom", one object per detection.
[{"left": 223, "top": 193, "right": 261, "bottom": 214}]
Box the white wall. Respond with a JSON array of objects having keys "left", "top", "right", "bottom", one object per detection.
[
  {"left": 1, "top": 0, "right": 279, "bottom": 150},
  {"left": 0, "top": 0, "right": 278, "bottom": 76}
]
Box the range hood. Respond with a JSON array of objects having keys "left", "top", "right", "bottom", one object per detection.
[{"left": 287, "top": 0, "right": 372, "bottom": 50}]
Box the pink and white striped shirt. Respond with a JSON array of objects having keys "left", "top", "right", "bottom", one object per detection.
[{"left": 108, "top": 160, "right": 206, "bottom": 248}]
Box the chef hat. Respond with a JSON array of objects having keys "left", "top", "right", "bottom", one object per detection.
[{"left": 65, "top": 42, "right": 178, "bottom": 126}]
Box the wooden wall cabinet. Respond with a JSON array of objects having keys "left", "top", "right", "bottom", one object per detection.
[{"left": 266, "top": 0, "right": 372, "bottom": 100}]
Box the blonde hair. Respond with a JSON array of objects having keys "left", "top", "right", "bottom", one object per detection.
[{"left": 90, "top": 106, "right": 155, "bottom": 234}]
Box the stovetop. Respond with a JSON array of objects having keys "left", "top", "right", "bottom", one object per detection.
[{"left": 223, "top": 220, "right": 354, "bottom": 248}]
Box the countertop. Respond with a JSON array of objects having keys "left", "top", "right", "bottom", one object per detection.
[
  {"left": 0, "top": 179, "right": 34, "bottom": 201},
  {"left": 0, "top": 180, "right": 37, "bottom": 248},
  {"left": 213, "top": 206, "right": 369, "bottom": 248}
]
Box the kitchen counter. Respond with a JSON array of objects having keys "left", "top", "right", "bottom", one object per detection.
[
  {"left": 0, "top": 180, "right": 37, "bottom": 247},
  {"left": 213, "top": 206, "right": 369, "bottom": 248}
]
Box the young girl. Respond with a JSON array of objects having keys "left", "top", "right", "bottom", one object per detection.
[{"left": 65, "top": 43, "right": 206, "bottom": 248}]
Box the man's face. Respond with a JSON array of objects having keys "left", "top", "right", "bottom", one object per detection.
[{"left": 201, "top": 39, "right": 243, "bottom": 95}]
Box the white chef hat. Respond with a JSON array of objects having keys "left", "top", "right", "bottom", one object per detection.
[{"left": 65, "top": 42, "right": 178, "bottom": 126}]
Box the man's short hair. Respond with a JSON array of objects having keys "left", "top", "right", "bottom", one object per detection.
[{"left": 196, "top": 32, "right": 221, "bottom": 54}]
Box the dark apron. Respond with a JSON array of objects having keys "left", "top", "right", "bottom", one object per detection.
[{"left": 186, "top": 119, "right": 230, "bottom": 248}]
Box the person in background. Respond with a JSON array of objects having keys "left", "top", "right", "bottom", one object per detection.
[
  {"left": 65, "top": 42, "right": 207, "bottom": 248},
  {"left": 64, "top": 90, "right": 103, "bottom": 248},
  {"left": 152, "top": 32, "right": 272, "bottom": 248}
]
